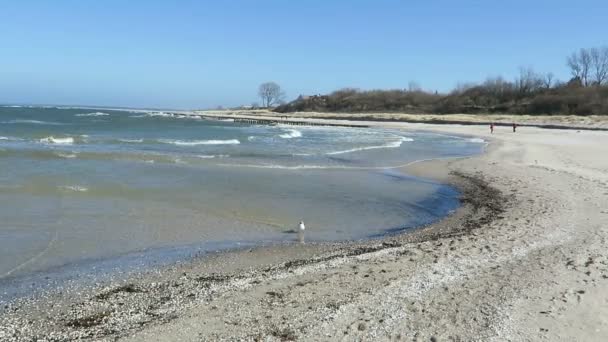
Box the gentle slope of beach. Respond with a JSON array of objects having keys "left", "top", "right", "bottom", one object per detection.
[
  {"left": 1, "top": 119, "right": 608, "bottom": 341},
  {"left": 129, "top": 122, "right": 608, "bottom": 341}
]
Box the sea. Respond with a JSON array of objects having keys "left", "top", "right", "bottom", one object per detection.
[{"left": 0, "top": 106, "right": 485, "bottom": 297}]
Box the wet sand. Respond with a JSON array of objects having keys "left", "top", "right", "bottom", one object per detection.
[{"left": 1, "top": 120, "right": 608, "bottom": 341}]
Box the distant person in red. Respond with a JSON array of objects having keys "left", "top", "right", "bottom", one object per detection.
[
  {"left": 512, "top": 123, "right": 517, "bottom": 132},
  {"left": 490, "top": 123, "right": 494, "bottom": 134}
]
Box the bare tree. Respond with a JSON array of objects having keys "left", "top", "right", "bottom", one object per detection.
[
  {"left": 567, "top": 48, "right": 592, "bottom": 86},
  {"left": 590, "top": 46, "right": 608, "bottom": 85},
  {"left": 451, "top": 82, "right": 477, "bottom": 95},
  {"left": 484, "top": 76, "right": 513, "bottom": 94},
  {"left": 258, "top": 82, "right": 284, "bottom": 107},
  {"left": 542, "top": 72, "right": 554, "bottom": 89},
  {"left": 516, "top": 66, "right": 543, "bottom": 94},
  {"left": 407, "top": 81, "right": 421, "bottom": 92},
  {"left": 567, "top": 53, "right": 582, "bottom": 79}
]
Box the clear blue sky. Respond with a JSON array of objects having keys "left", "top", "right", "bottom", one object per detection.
[{"left": 1, "top": 0, "right": 607, "bottom": 109}]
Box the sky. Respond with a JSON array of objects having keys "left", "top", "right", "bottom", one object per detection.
[{"left": 0, "top": 0, "right": 607, "bottom": 109}]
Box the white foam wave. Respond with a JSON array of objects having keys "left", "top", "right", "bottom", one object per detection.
[
  {"left": 75, "top": 112, "right": 110, "bottom": 117},
  {"left": 119, "top": 138, "right": 144, "bottom": 143},
  {"left": 279, "top": 129, "right": 302, "bottom": 139},
  {"left": 3, "top": 119, "right": 63, "bottom": 125},
  {"left": 197, "top": 154, "right": 229, "bottom": 159},
  {"left": 159, "top": 139, "right": 240, "bottom": 146},
  {"left": 61, "top": 185, "right": 88, "bottom": 192},
  {"left": 220, "top": 163, "right": 331, "bottom": 170},
  {"left": 326, "top": 137, "right": 413, "bottom": 155},
  {"left": 40, "top": 136, "right": 74, "bottom": 145},
  {"left": 145, "top": 111, "right": 173, "bottom": 117},
  {"left": 129, "top": 112, "right": 172, "bottom": 118},
  {"left": 55, "top": 152, "right": 77, "bottom": 159},
  {"left": 468, "top": 138, "right": 485, "bottom": 143},
  {"left": 0, "top": 136, "right": 25, "bottom": 142}
]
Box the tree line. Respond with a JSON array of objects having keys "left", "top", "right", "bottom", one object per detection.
[{"left": 273, "top": 46, "right": 608, "bottom": 115}]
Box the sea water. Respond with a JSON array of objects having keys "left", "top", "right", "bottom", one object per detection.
[{"left": 0, "top": 106, "right": 484, "bottom": 283}]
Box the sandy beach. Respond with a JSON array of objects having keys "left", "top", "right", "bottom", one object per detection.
[
  {"left": 2, "top": 117, "right": 608, "bottom": 341},
  {"left": 192, "top": 110, "right": 608, "bottom": 130}
]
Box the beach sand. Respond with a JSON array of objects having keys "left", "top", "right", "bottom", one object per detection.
[
  {"left": 1, "top": 118, "right": 608, "bottom": 341},
  {"left": 193, "top": 109, "right": 608, "bottom": 130}
]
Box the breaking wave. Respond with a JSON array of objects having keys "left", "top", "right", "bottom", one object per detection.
[
  {"left": 0, "top": 136, "right": 22, "bottom": 141},
  {"left": 39, "top": 136, "right": 74, "bottom": 145},
  {"left": 197, "top": 154, "right": 230, "bottom": 159},
  {"left": 75, "top": 112, "right": 110, "bottom": 117},
  {"left": 54, "top": 152, "right": 78, "bottom": 159},
  {"left": 2, "top": 119, "right": 63, "bottom": 125},
  {"left": 60, "top": 185, "right": 88, "bottom": 192},
  {"left": 326, "top": 137, "right": 413, "bottom": 155},
  {"left": 279, "top": 129, "right": 302, "bottom": 139},
  {"left": 118, "top": 138, "right": 144, "bottom": 143},
  {"left": 158, "top": 139, "right": 240, "bottom": 146}
]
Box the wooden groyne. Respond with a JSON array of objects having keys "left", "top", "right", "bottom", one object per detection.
[{"left": 184, "top": 114, "right": 370, "bottom": 128}]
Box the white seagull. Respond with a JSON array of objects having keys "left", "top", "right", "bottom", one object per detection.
[{"left": 298, "top": 221, "right": 306, "bottom": 243}]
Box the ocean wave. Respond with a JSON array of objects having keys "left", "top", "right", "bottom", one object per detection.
[
  {"left": 159, "top": 139, "right": 240, "bottom": 146},
  {"left": 75, "top": 112, "right": 110, "bottom": 117},
  {"left": 144, "top": 112, "right": 173, "bottom": 117},
  {"left": 219, "top": 163, "right": 332, "bottom": 170},
  {"left": 128, "top": 112, "right": 172, "bottom": 118},
  {"left": 118, "top": 138, "right": 144, "bottom": 143},
  {"left": 129, "top": 112, "right": 203, "bottom": 120},
  {"left": 468, "top": 138, "right": 485, "bottom": 143},
  {"left": 326, "top": 137, "right": 413, "bottom": 155},
  {"left": 39, "top": 136, "right": 74, "bottom": 145},
  {"left": 279, "top": 129, "right": 302, "bottom": 139},
  {"left": 197, "top": 154, "right": 230, "bottom": 159},
  {"left": 60, "top": 185, "right": 88, "bottom": 192},
  {"left": 2, "top": 119, "right": 63, "bottom": 125},
  {"left": 0, "top": 136, "right": 22, "bottom": 141},
  {"left": 54, "top": 152, "right": 78, "bottom": 159}
]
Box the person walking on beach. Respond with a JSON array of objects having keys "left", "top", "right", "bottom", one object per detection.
[
  {"left": 512, "top": 123, "right": 517, "bottom": 133},
  {"left": 490, "top": 123, "right": 494, "bottom": 134},
  {"left": 298, "top": 221, "right": 306, "bottom": 244}
]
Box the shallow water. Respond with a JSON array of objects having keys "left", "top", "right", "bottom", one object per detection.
[{"left": 0, "top": 106, "right": 484, "bottom": 282}]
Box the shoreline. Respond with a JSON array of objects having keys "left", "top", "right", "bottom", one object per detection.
[
  {"left": 190, "top": 110, "right": 608, "bottom": 131},
  {"left": 0, "top": 152, "right": 467, "bottom": 303},
  {"left": 2, "top": 118, "right": 608, "bottom": 340},
  {"left": 0, "top": 128, "right": 490, "bottom": 340}
]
